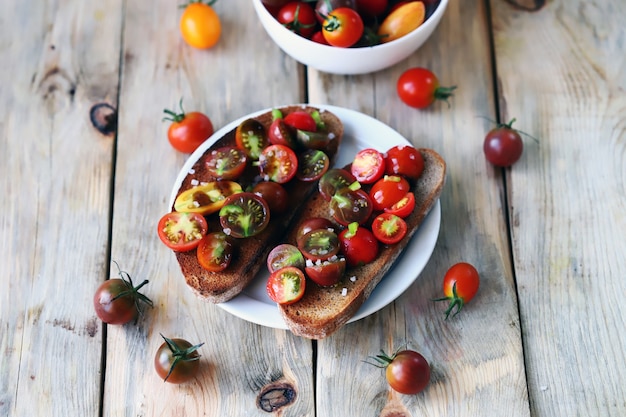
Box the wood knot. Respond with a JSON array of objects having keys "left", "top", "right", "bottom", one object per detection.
[
  {"left": 257, "top": 382, "right": 297, "bottom": 413},
  {"left": 90, "top": 103, "right": 117, "bottom": 136}
]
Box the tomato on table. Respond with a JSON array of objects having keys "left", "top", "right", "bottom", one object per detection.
[
  {"left": 384, "top": 145, "right": 424, "bottom": 180},
  {"left": 197, "top": 232, "right": 233, "bottom": 272},
  {"left": 258, "top": 144, "right": 299, "bottom": 184},
  {"left": 351, "top": 148, "right": 386, "bottom": 184},
  {"left": 179, "top": 2, "right": 221, "bottom": 49},
  {"left": 276, "top": 1, "right": 318, "bottom": 38},
  {"left": 219, "top": 192, "right": 271, "bottom": 238},
  {"left": 369, "top": 348, "right": 431, "bottom": 395},
  {"left": 397, "top": 67, "right": 456, "bottom": 109},
  {"left": 483, "top": 118, "right": 526, "bottom": 167},
  {"left": 434, "top": 262, "right": 480, "bottom": 319},
  {"left": 235, "top": 118, "right": 269, "bottom": 160},
  {"left": 173, "top": 181, "right": 243, "bottom": 215},
  {"left": 205, "top": 146, "right": 248, "bottom": 180},
  {"left": 266, "top": 267, "right": 306, "bottom": 304},
  {"left": 372, "top": 212, "right": 407, "bottom": 244},
  {"left": 369, "top": 175, "right": 411, "bottom": 211},
  {"left": 163, "top": 100, "right": 214, "bottom": 154},
  {"left": 154, "top": 334, "right": 204, "bottom": 383},
  {"left": 93, "top": 265, "right": 153, "bottom": 325},
  {"left": 377, "top": 1, "right": 425, "bottom": 43},
  {"left": 157, "top": 211, "right": 208, "bottom": 252},
  {"left": 322, "top": 7, "right": 364, "bottom": 48},
  {"left": 339, "top": 222, "right": 379, "bottom": 267}
]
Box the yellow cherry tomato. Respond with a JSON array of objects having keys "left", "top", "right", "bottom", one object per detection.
[
  {"left": 377, "top": 1, "right": 425, "bottom": 44},
  {"left": 174, "top": 181, "right": 242, "bottom": 215},
  {"left": 180, "top": 2, "right": 221, "bottom": 49}
]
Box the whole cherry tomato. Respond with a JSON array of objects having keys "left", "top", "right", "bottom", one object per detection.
[
  {"left": 378, "top": 1, "right": 424, "bottom": 43},
  {"left": 370, "top": 348, "right": 431, "bottom": 395},
  {"left": 163, "top": 100, "right": 214, "bottom": 153},
  {"left": 322, "top": 7, "right": 364, "bottom": 48},
  {"left": 356, "top": 0, "right": 388, "bottom": 17},
  {"left": 483, "top": 118, "right": 525, "bottom": 167},
  {"left": 397, "top": 67, "right": 456, "bottom": 109},
  {"left": 384, "top": 145, "right": 424, "bottom": 180},
  {"left": 434, "top": 262, "right": 480, "bottom": 319},
  {"left": 369, "top": 175, "right": 411, "bottom": 211},
  {"left": 277, "top": 1, "right": 318, "bottom": 38},
  {"left": 338, "top": 222, "right": 379, "bottom": 267},
  {"left": 93, "top": 264, "right": 153, "bottom": 325},
  {"left": 154, "top": 334, "right": 204, "bottom": 383},
  {"left": 179, "top": 1, "right": 221, "bottom": 49}
]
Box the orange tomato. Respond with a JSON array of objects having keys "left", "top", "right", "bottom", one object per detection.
[
  {"left": 180, "top": 2, "right": 221, "bottom": 49},
  {"left": 377, "top": 1, "right": 425, "bottom": 43}
]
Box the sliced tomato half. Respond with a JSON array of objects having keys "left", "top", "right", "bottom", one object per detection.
[
  {"left": 266, "top": 267, "right": 306, "bottom": 305},
  {"left": 258, "top": 144, "right": 298, "bottom": 184},
  {"left": 197, "top": 232, "right": 233, "bottom": 272},
  {"left": 157, "top": 212, "right": 208, "bottom": 252},
  {"left": 372, "top": 212, "right": 408, "bottom": 245},
  {"left": 174, "top": 181, "right": 242, "bottom": 215},
  {"left": 351, "top": 148, "right": 385, "bottom": 184},
  {"left": 384, "top": 191, "right": 415, "bottom": 218}
]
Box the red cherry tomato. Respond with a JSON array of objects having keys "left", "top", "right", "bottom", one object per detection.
[
  {"left": 266, "top": 266, "right": 306, "bottom": 304},
  {"left": 196, "top": 232, "right": 233, "bottom": 272},
  {"left": 372, "top": 212, "right": 407, "bottom": 244},
  {"left": 384, "top": 145, "right": 424, "bottom": 180},
  {"left": 252, "top": 181, "right": 289, "bottom": 213},
  {"left": 305, "top": 257, "right": 346, "bottom": 287},
  {"left": 397, "top": 67, "right": 456, "bottom": 109},
  {"left": 205, "top": 146, "right": 248, "bottom": 180},
  {"left": 369, "top": 175, "right": 411, "bottom": 212},
  {"left": 235, "top": 118, "right": 269, "bottom": 160},
  {"left": 157, "top": 212, "right": 208, "bottom": 252},
  {"left": 371, "top": 348, "right": 431, "bottom": 394},
  {"left": 338, "top": 222, "right": 379, "bottom": 267},
  {"left": 483, "top": 119, "right": 525, "bottom": 167},
  {"left": 267, "top": 244, "right": 306, "bottom": 273},
  {"left": 268, "top": 109, "right": 298, "bottom": 148},
  {"left": 322, "top": 7, "right": 364, "bottom": 48},
  {"left": 284, "top": 111, "right": 318, "bottom": 132},
  {"left": 154, "top": 334, "right": 204, "bottom": 383},
  {"left": 277, "top": 1, "right": 318, "bottom": 39},
  {"left": 258, "top": 144, "right": 298, "bottom": 184},
  {"left": 384, "top": 192, "right": 415, "bottom": 218},
  {"left": 351, "top": 148, "right": 386, "bottom": 184},
  {"left": 434, "top": 262, "right": 480, "bottom": 319},
  {"left": 163, "top": 100, "right": 214, "bottom": 154},
  {"left": 93, "top": 265, "right": 152, "bottom": 325},
  {"left": 295, "top": 217, "right": 337, "bottom": 247}
]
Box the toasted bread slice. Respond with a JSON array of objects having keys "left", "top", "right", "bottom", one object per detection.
[
  {"left": 172, "top": 106, "right": 344, "bottom": 303},
  {"left": 278, "top": 148, "right": 446, "bottom": 339}
]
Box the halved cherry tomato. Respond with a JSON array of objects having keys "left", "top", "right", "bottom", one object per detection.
[
  {"left": 219, "top": 192, "right": 270, "bottom": 238},
  {"left": 268, "top": 109, "right": 297, "bottom": 148},
  {"left": 297, "top": 149, "right": 330, "bottom": 182},
  {"left": 205, "top": 146, "right": 248, "bottom": 180},
  {"left": 267, "top": 244, "right": 305, "bottom": 273},
  {"left": 296, "top": 129, "right": 333, "bottom": 152},
  {"left": 322, "top": 7, "right": 364, "bottom": 48},
  {"left": 372, "top": 212, "right": 407, "bottom": 244},
  {"left": 258, "top": 144, "right": 298, "bottom": 184},
  {"left": 157, "top": 212, "right": 208, "bottom": 252},
  {"left": 298, "top": 228, "right": 340, "bottom": 262},
  {"left": 384, "top": 145, "right": 424, "bottom": 180},
  {"left": 252, "top": 181, "right": 289, "bottom": 213},
  {"left": 197, "top": 232, "right": 233, "bottom": 272},
  {"left": 377, "top": 1, "right": 425, "bottom": 43},
  {"left": 266, "top": 266, "right": 306, "bottom": 305},
  {"left": 369, "top": 175, "right": 411, "bottom": 211},
  {"left": 351, "top": 148, "right": 386, "bottom": 184},
  {"left": 174, "top": 181, "right": 243, "bottom": 215},
  {"left": 163, "top": 100, "right": 214, "bottom": 154},
  {"left": 277, "top": 1, "right": 318, "bottom": 39},
  {"left": 330, "top": 183, "right": 373, "bottom": 226},
  {"left": 235, "top": 118, "right": 269, "bottom": 160},
  {"left": 319, "top": 168, "right": 356, "bottom": 201},
  {"left": 305, "top": 257, "right": 346, "bottom": 287},
  {"left": 284, "top": 111, "right": 317, "bottom": 132},
  {"left": 296, "top": 217, "right": 336, "bottom": 247},
  {"left": 338, "top": 222, "right": 379, "bottom": 267},
  {"left": 179, "top": 2, "right": 221, "bottom": 49},
  {"left": 384, "top": 192, "right": 415, "bottom": 218}
]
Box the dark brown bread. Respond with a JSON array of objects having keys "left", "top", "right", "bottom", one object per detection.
[
  {"left": 172, "top": 106, "right": 344, "bottom": 303},
  {"left": 278, "top": 148, "right": 446, "bottom": 339}
]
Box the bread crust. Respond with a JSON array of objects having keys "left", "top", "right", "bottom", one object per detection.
[
  {"left": 171, "top": 106, "right": 344, "bottom": 303},
  {"left": 277, "top": 148, "right": 447, "bottom": 339}
]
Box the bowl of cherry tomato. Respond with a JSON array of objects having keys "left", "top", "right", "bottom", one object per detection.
[{"left": 253, "top": 0, "right": 448, "bottom": 75}]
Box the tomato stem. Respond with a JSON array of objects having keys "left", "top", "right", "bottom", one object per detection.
[
  {"left": 432, "top": 282, "right": 464, "bottom": 320},
  {"left": 163, "top": 98, "right": 186, "bottom": 123},
  {"left": 434, "top": 85, "right": 457, "bottom": 107},
  {"left": 160, "top": 334, "right": 205, "bottom": 382},
  {"left": 109, "top": 262, "right": 154, "bottom": 323}
]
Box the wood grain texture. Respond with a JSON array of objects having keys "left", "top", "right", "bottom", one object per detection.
[
  {"left": 0, "top": 1, "right": 121, "bottom": 416},
  {"left": 103, "top": 0, "right": 313, "bottom": 416},
  {"left": 308, "top": 0, "right": 530, "bottom": 416},
  {"left": 492, "top": 0, "right": 626, "bottom": 415}
]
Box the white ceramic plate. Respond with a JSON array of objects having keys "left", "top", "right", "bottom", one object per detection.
[{"left": 170, "top": 104, "right": 441, "bottom": 330}]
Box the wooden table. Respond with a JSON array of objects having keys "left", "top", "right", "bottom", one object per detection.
[{"left": 2, "top": 0, "right": 624, "bottom": 415}]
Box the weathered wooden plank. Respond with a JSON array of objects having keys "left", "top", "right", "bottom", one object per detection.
[
  {"left": 103, "top": 0, "right": 313, "bottom": 415},
  {"left": 308, "top": 0, "right": 530, "bottom": 416},
  {"left": 0, "top": 1, "right": 122, "bottom": 416},
  {"left": 492, "top": 0, "right": 626, "bottom": 415}
]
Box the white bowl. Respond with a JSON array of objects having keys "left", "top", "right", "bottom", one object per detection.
[{"left": 252, "top": 0, "right": 449, "bottom": 75}]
